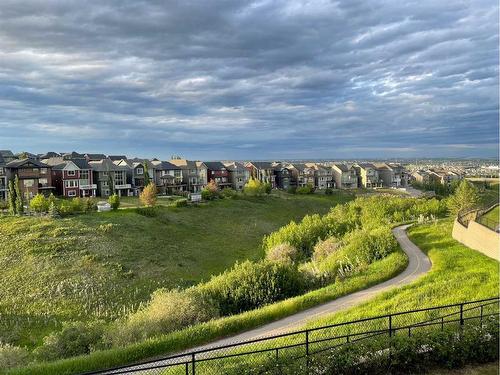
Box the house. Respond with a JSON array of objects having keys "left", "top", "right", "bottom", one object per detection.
[
  {"left": 5, "top": 159, "right": 54, "bottom": 198},
  {"left": 273, "top": 163, "right": 292, "bottom": 190},
  {"left": 223, "top": 162, "right": 250, "bottom": 190},
  {"left": 169, "top": 159, "right": 208, "bottom": 192},
  {"left": 245, "top": 161, "right": 277, "bottom": 188},
  {"left": 428, "top": 169, "right": 463, "bottom": 185},
  {"left": 353, "top": 163, "right": 383, "bottom": 188},
  {"left": 373, "top": 162, "right": 408, "bottom": 188},
  {"left": 0, "top": 154, "right": 7, "bottom": 201},
  {"left": 39, "top": 151, "right": 61, "bottom": 160},
  {"left": 43, "top": 158, "right": 97, "bottom": 197},
  {"left": 286, "top": 163, "right": 315, "bottom": 188},
  {"left": 411, "top": 170, "right": 432, "bottom": 184},
  {"left": 204, "top": 162, "right": 232, "bottom": 189},
  {"left": 332, "top": 163, "right": 358, "bottom": 189},
  {"left": 155, "top": 161, "right": 185, "bottom": 194},
  {"left": 305, "top": 163, "right": 335, "bottom": 189},
  {"left": 114, "top": 158, "right": 155, "bottom": 195},
  {"left": 88, "top": 158, "right": 131, "bottom": 197},
  {"left": 108, "top": 155, "right": 128, "bottom": 162}
]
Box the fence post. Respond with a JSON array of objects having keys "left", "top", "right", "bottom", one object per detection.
[
  {"left": 305, "top": 329, "right": 310, "bottom": 371},
  {"left": 192, "top": 353, "right": 196, "bottom": 375},
  {"left": 460, "top": 303, "right": 464, "bottom": 326},
  {"left": 388, "top": 315, "right": 392, "bottom": 337},
  {"left": 480, "top": 305, "right": 483, "bottom": 322}
]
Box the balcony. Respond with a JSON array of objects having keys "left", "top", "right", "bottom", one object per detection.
[
  {"left": 80, "top": 184, "right": 97, "bottom": 190},
  {"left": 115, "top": 184, "right": 132, "bottom": 189}
]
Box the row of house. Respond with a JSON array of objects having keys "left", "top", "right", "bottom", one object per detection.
[
  {"left": 0, "top": 149, "right": 414, "bottom": 200},
  {"left": 411, "top": 168, "right": 463, "bottom": 186}
]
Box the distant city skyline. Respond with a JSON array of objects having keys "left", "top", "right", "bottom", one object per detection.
[{"left": 1, "top": 1, "right": 498, "bottom": 159}]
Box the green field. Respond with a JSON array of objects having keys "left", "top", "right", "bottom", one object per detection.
[
  {"left": 480, "top": 205, "right": 499, "bottom": 230},
  {"left": 0, "top": 192, "right": 351, "bottom": 348}
]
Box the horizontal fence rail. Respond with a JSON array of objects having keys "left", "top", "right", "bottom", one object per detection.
[{"left": 82, "top": 297, "right": 500, "bottom": 375}]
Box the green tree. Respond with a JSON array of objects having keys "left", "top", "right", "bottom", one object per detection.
[
  {"left": 447, "top": 180, "right": 480, "bottom": 216},
  {"left": 108, "top": 194, "right": 120, "bottom": 210},
  {"left": 48, "top": 202, "right": 60, "bottom": 218},
  {"left": 8, "top": 180, "right": 16, "bottom": 215},
  {"left": 14, "top": 176, "right": 23, "bottom": 214},
  {"left": 143, "top": 163, "right": 151, "bottom": 186}
]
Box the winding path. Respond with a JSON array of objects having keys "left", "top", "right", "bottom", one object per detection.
[{"left": 102, "top": 224, "right": 431, "bottom": 374}]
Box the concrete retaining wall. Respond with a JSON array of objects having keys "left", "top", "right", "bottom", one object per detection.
[{"left": 452, "top": 219, "right": 499, "bottom": 261}]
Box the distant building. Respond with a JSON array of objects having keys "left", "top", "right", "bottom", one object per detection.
[
  {"left": 332, "top": 163, "right": 358, "bottom": 189},
  {"left": 5, "top": 159, "right": 54, "bottom": 198},
  {"left": 223, "top": 162, "right": 250, "bottom": 190},
  {"left": 354, "top": 163, "right": 383, "bottom": 188}
]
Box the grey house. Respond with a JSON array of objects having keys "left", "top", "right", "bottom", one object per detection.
[
  {"left": 223, "top": 162, "right": 250, "bottom": 190},
  {"left": 89, "top": 158, "right": 131, "bottom": 197}
]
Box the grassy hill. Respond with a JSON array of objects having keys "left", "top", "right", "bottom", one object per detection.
[{"left": 0, "top": 192, "right": 351, "bottom": 348}]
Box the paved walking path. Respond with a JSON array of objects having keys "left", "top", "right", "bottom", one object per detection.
[{"left": 104, "top": 224, "right": 431, "bottom": 373}]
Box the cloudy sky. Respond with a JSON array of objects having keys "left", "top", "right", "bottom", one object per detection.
[{"left": 0, "top": 0, "right": 498, "bottom": 160}]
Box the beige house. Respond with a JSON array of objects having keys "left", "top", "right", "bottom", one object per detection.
[
  {"left": 169, "top": 159, "right": 207, "bottom": 192},
  {"left": 332, "top": 163, "right": 358, "bottom": 189},
  {"left": 354, "top": 163, "right": 383, "bottom": 188},
  {"left": 305, "top": 163, "right": 334, "bottom": 189}
]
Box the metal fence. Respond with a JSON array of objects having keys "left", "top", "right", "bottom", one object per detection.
[{"left": 83, "top": 297, "right": 499, "bottom": 375}]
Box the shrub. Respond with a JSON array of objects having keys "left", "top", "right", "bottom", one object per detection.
[
  {"left": 29, "top": 193, "right": 49, "bottom": 213},
  {"left": 287, "top": 186, "right": 297, "bottom": 194},
  {"left": 70, "top": 197, "right": 85, "bottom": 213},
  {"left": 108, "top": 194, "right": 120, "bottom": 210},
  {"left": 0, "top": 342, "right": 30, "bottom": 370},
  {"left": 140, "top": 183, "right": 158, "bottom": 207},
  {"left": 266, "top": 244, "right": 300, "bottom": 264},
  {"left": 325, "top": 187, "right": 334, "bottom": 195},
  {"left": 174, "top": 198, "right": 188, "bottom": 207},
  {"left": 58, "top": 200, "right": 73, "bottom": 216},
  {"left": 312, "top": 237, "right": 340, "bottom": 263},
  {"left": 243, "top": 178, "right": 266, "bottom": 196},
  {"left": 447, "top": 180, "right": 480, "bottom": 216},
  {"left": 107, "top": 289, "right": 218, "bottom": 346},
  {"left": 202, "top": 180, "right": 219, "bottom": 200},
  {"left": 296, "top": 184, "right": 314, "bottom": 194},
  {"left": 198, "top": 260, "right": 305, "bottom": 316},
  {"left": 48, "top": 202, "right": 60, "bottom": 218},
  {"left": 263, "top": 182, "right": 272, "bottom": 194},
  {"left": 33, "top": 321, "right": 104, "bottom": 361},
  {"left": 220, "top": 188, "right": 237, "bottom": 199}
]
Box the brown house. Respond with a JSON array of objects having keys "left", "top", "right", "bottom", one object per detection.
[{"left": 5, "top": 159, "right": 54, "bottom": 198}]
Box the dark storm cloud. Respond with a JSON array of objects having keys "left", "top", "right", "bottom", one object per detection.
[{"left": 0, "top": 0, "right": 498, "bottom": 159}]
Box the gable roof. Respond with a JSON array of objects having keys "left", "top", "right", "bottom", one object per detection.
[
  {"left": 85, "top": 153, "right": 107, "bottom": 161},
  {"left": 333, "top": 163, "right": 349, "bottom": 172},
  {"left": 204, "top": 161, "right": 226, "bottom": 170},
  {"left": 160, "top": 161, "right": 181, "bottom": 170},
  {"left": 223, "top": 161, "right": 246, "bottom": 171},
  {"left": 88, "top": 158, "right": 126, "bottom": 172},
  {"left": 246, "top": 161, "right": 274, "bottom": 169},
  {"left": 6, "top": 158, "right": 50, "bottom": 169},
  {"left": 108, "top": 155, "right": 128, "bottom": 161}
]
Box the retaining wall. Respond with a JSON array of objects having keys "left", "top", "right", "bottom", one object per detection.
[{"left": 452, "top": 218, "right": 499, "bottom": 261}]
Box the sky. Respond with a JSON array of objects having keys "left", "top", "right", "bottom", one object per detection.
[{"left": 0, "top": 0, "right": 498, "bottom": 160}]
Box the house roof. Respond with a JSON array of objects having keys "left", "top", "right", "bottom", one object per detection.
[
  {"left": 39, "top": 151, "right": 61, "bottom": 159},
  {"left": 373, "top": 162, "right": 392, "bottom": 171},
  {"left": 223, "top": 161, "right": 246, "bottom": 171},
  {"left": 170, "top": 159, "right": 198, "bottom": 169},
  {"left": 160, "top": 161, "right": 182, "bottom": 170},
  {"left": 85, "top": 153, "right": 107, "bottom": 161},
  {"left": 108, "top": 155, "right": 128, "bottom": 161},
  {"left": 356, "top": 163, "right": 377, "bottom": 170},
  {"left": 333, "top": 163, "right": 349, "bottom": 172},
  {"left": 0, "top": 154, "right": 5, "bottom": 167},
  {"left": 6, "top": 158, "right": 50, "bottom": 169},
  {"left": 204, "top": 161, "right": 226, "bottom": 170},
  {"left": 246, "top": 161, "right": 274, "bottom": 170},
  {"left": 62, "top": 151, "right": 85, "bottom": 160},
  {"left": 0, "top": 150, "right": 14, "bottom": 158},
  {"left": 88, "top": 158, "right": 127, "bottom": 172}
]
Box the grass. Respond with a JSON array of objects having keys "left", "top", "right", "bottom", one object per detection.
[
  {"left": 479, "top": 205, "right": 499, "bottom": 230},
  {"left": 296, "top": 218, "right": 499, "bottom": 328},
  {"left": 429, "top": 362, "right": 499, "bottom": 375},
  {"left": 117, "top": 195, "right": 183, "bottom": 208},
  {"left": 0, "top": 192, "right": 351, "bottom": 349},
  {"left": 4, "top": 248, "right": 408, "bottom": 375}
]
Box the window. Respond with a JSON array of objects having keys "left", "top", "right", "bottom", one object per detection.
[
  {"left": 65, "top": 180, "right": 78, "bottom": 188},
  {"left": 40, "top": 168, "right": 47, "bottom": 174},
  {"left": 136, "top": 168, "right": 144, "bottom": 175},
  {"left": 102, "top": 181, "right": 108, "bottom": 186},
  {"left": 102, "top": 171, "right": 108, "bottom": 177},
  {"left": 114, "top": 171, "right": 125, "bottom": 185},
  {"left": 67, "top": 190, "right": 76, "bottom": 197},
  {"left": 174, "top": 170, "right": 182, "bottom": 178},
  {"left": 67, "top": 170, "right": 76, "bottom": 176},
  {"left": 39, "top": 178, "right": 48, "bottom": 185},
  {"left": 0, "top": 167, "right": 4, "bottom": 174},
  {"left": 23, "top": 179, "right": 34, "bottom": 187},
  {"left": 80, "top": 170, "right": 89, "bottom": 180}
]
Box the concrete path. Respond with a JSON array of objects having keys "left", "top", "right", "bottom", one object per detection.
[{"left": 103, "top": 224, "right": 431, "bottom": 373}]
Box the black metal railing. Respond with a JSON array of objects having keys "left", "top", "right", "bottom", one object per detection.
[{"left": 82, "top": 297, "right": 499, "bottom": 375}]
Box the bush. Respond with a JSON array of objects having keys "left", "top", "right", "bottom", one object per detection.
[
  {"left": 84, "top": 197, "right": 98, "bottom": 212},
  {"left": 243, "top": 178, "right": 266, "bottom": 196},
  {"left": 263, "top": 182, "right": 272, "bottom": 194},
  {"left": 312, "top": 237, "right": 340, "bottom": 263},
  {"left": 266, "top": 244, "right": 300, "bottom": 264},
  {"left": 325, "top": 188, "right": 334, "bottom": 195},
  {"left": 202, "top": 180, "right": 220, "bottom": 200},
  {"left": 107, "top": 289, "right": 218, "bottom": 347},
  {"left": 33, "top": 321, "right": 104, "bottom": 361},
  {"left": 0, "top": 342, "right": 30, "bottom": 370},
  {"left": 296, "top": 184, "right": 314, "bottom": 194},
  {"left": 198, "top": 260, "right": 305, "bottom": 316},
  {"left": 140, "top": 183, "right": 158, "bottom": 207},
  {"left": 287, "top": 186, "right": 297, "bottom": 194},
  {"left": 29, "top": 193, "right": 49, "bottom": 213},
  {"left": 220, "top": 188, "right": 238, "bottom": 199},
  {"left": 70, "top": 197, "right": 85, "bottom": 213},
  {"left": 174, "top": 198, "right": 188, "bottom": 207},
  {"left": 108, "top": 194, "right": 120, "bottom": 210}
]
